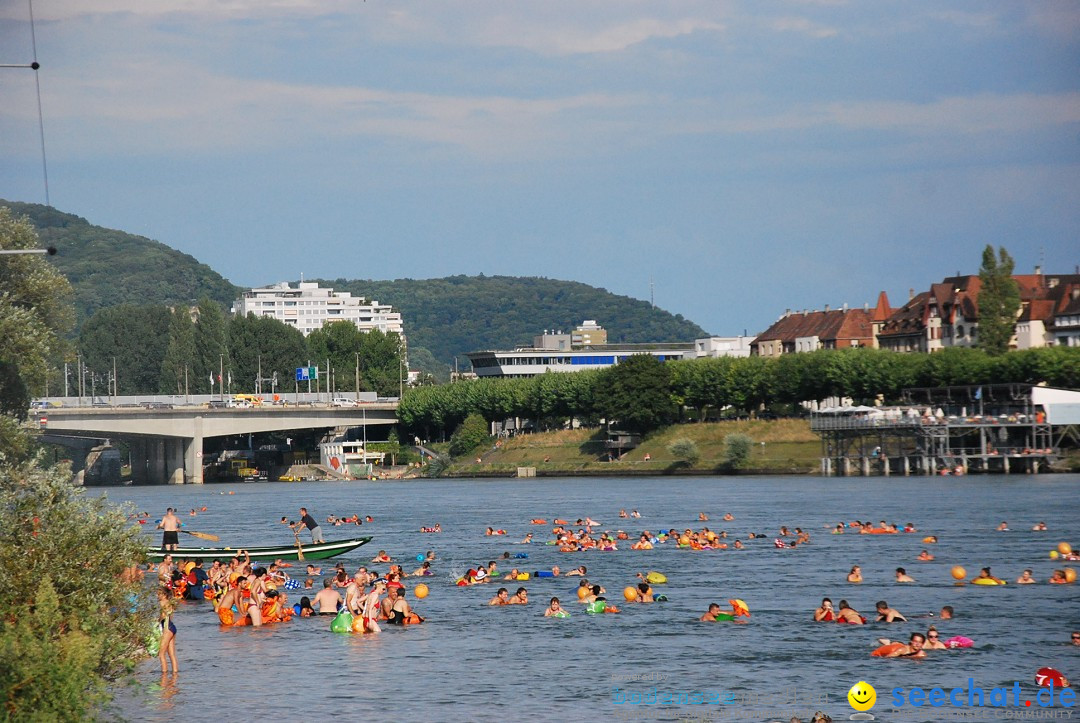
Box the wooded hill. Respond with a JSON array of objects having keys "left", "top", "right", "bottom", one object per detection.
[{"left": 3, "top": 200, "right": 708, "bottom": 373}]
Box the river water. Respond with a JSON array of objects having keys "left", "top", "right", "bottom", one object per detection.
[{"left": 105, "top": 474, "right": 1080, "bottom": 722}]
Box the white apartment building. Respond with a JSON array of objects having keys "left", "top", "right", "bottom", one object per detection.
[{"left": 232, "top": 282, "right": 405, "bottom": 338}]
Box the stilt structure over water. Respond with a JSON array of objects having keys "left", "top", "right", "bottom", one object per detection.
[{"left": 812, "top": 384, "right": 1080, "bottom": 476}]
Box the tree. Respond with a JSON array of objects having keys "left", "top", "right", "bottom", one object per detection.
[
  {"left": 306, "top": 323, "right": 405, "bottom": 397},
  {"left": 449, "top": 413, "right": 491, "bottom": 457},
  {"left": 593, "top": 354, "right": 674, "bottom": 433},
  {"left": 977, "top": 245, "right": 1021, "bottom": 356},
  {"left": 160, "top": 306, "right": 197, "bottom": 394},
  {"left": 193, "top": 297, "right": 229, "bottom": 394},
  {"left": 0, "top": 208, "right": 74, "bottom": 416},
  {"left": 228, "top": 313, "right": 308, "bottom": 396},
  {"left": 78, "top": 304, "right": 171, "bottom": 395}
]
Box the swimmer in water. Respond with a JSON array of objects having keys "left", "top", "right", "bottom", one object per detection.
[
  {"left": 635, "top": 582, "right": 654, "bottom": 603},
  {"left": 565, "top": 566, "right": 586, "bottom": 577},
  {"left": 1072, "top": 631, "right": 1080, "bottom": 646},
  {"left": 1032, "top": 521, "right": 1048, "bottom": 531},
  {"left": 847, "top": 565, "right": 863, "bottom": 583},
  {"left": 700, "top": 603, "right": 723, "bottom": 622},
  {"left": 923, "top": 627, "right": 947, "bottom": 649},
  {"left": 973, "top": 567, "right": 1006, "bottom": 585},
  {"left": 814, "top": 597, "right": 834, "bottom": 622},
  {"left": 876, "top": 600, "right": 907, "bottom": 623},
  {"left": 939, "top": 605, "right": 954, "bottom": 620},
  {"left": 877, "top": 632, "right": 927, "bottom": 658},
  {"left": 699, "top": 512, "right": 709, "bottom": 521},
  {"left": 630, "top": 510, "right": 641, "bottom": 518},
  {"left": 1049, "top": 569, "right": 1069, "bottom": 584},
  {"left": 544, "top": 597, "right": 565, "bottom": 617},
  {"left": 1017, "top": 569, "right": 1036, "bottom": 584},
  {"left": 996, "top": 521, "right": 1009, "bottom": 531},
  {"left": 618, "top": 509, "right": 628, "bottom": 518},
  {"left": 488, "top": 588, "right": 510, "bottom": 605},
  {"left": 580, "top": 584, "right": 601, "bottom": 605},
  {"left": 521, "top": 533, "right": 533, "bottom": 544},
  {"left": 723, "top": 513, "right": 734, "bottom": 521},
  {"left": 733, "top": 539, "right": 743, "bottom": 549},
  {"left": 895, "top": 567, "right": 916, "bottom": 583},
  {"left": 835, "top": 600, "right": 865, "bottom": 624},
  {"left": 508, "top": 587, "right": 528, "bottom": 605},
  {"left": 917, "top": 550, "right": 934, "bottom": 561}
]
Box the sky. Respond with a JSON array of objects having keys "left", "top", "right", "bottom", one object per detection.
[{"left": 1, "top": 1, "right": 1078, "bottom": 337}]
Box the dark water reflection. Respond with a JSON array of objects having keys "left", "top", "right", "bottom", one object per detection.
[{"left": 105, "top": 475, "right": 1080, "bottom": 722}]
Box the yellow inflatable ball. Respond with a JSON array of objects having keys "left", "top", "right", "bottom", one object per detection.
[
  {"left": 577, "top": 586, "right": 588, "bottom": 600},
  {"left": 623, "top": 586, "right": 639, "bottom": 602},
  {"left": 679, "top": 536, "right": 691, "bottom": 546},
  {"left": 1065, "top": 568, "right": 1077, "bottom": 583},
  {"left": 950, "top": 566, "right": 966, "bottom": 580},
  {"left": 414, "top": 583, "right": 429, "bottom": 599},
  {"left": 351, "top": 617, "right": 365, "bottom": 634},
  {"left": 1050, "top": 550, "right": 1060, "bottom": 559},
  {"left": 1058, "top": 542, "right": 1073, "bottom": 555}
]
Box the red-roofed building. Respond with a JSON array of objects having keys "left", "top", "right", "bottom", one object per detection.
[
  {"left": 751, "top": 298, "right": 887, "bottom": 357},
  {"left": 878, "top": 271, "right": 1080, "bottom": 352}
]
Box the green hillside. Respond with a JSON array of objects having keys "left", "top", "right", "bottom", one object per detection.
[
  {"left": 323, "top": 275, "right": 709, "bottom": 368},
  {"left": 3, "top": 200, "right": 709, "bottom": 370},
  {"left": 1, "top": 200, "right": 239, "bottom": 325}
]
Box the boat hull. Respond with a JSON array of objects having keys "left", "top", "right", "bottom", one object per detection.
[{"left": 146, "top": 536, "right": 372, "bottom": 562}]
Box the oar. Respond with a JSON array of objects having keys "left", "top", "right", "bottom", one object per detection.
[
  {"left": 182, "top": 530, "right": 220, "bottom": 542},
  {"left": 293, "top": 530, "right": 305, "bottom": 561}
]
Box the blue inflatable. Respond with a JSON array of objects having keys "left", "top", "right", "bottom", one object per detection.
[
  {"left": 417, "top": 554, "right": 425, "bottom": 561},
  {"left": 534, "top": 570, "right": 555, "bottom": 578},
  {"left": 514, "top": 552, "right": 528, "bottom": 559}
]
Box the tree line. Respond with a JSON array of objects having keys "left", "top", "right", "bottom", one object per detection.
[
  {"left": 73, "top": 299, "right": 406, "bottom": 399},
  {"left": 398, "top": 346, "right": 1080, "bottom": 439}
]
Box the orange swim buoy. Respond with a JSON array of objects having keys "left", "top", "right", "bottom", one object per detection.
[
  {"left": 871, "top": 642, "right": 907, "bottom": 657},
  {"left": 554, "top": 519, "right": 569, "bottom": 525},
  {"left": 531, "top": 519, "right": 547, "bottom": 525}
]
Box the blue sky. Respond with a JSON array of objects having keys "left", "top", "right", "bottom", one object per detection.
[{"left": 1, "top": 1, "right": 1077, "bottom": 336}]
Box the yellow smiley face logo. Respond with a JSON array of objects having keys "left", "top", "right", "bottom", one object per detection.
[{"left": 848, "top": 681, "right": 877, "bottom": 711}]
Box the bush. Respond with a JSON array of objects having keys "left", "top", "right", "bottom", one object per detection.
[
  {"left": 723, "top": 433, "right": 753, "bottom": 469},
  {"left": 0, "top": 456, "right": 153, "bottom": 719},
  {"left": 448, "top": 413, "right": 491, "bottom": 457},
  {"left": 667, "top": 438, "right": 700, "bottom": 466}
]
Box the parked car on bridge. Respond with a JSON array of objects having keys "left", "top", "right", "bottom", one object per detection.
[{"left": 331, "top": 397, "right": 357, "bottom": 407}]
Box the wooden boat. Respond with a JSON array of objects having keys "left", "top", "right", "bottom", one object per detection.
[{"left": 146, "top": 536, "right": 372, "bottom": 562}]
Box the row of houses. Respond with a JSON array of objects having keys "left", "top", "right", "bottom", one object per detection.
[{"left": 751, "top": 269, "right": 1080, "bottom": 356}]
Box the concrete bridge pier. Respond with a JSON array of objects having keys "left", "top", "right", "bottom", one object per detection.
[
  {"left": 166, "top": 439, "right": 185, "bottom": 485},
  {"left": 129, "top": 438, "right": 147, "bottom": 484},
  {"left": 148, "top": 438, "right": 165, "bottom": 484},
  {"left": 184, "top": 417, "right": 204, "bottom": 485}
]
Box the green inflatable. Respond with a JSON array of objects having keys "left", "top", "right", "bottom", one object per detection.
[
  {"left": 714, "top": 613, "right": 735, "bottom": 621},
  {"left": 586, "top": 600, "right": 607, "bottom": 614},
  {"left": 330, "top": 608, "right": 353, "bottom": 633}
]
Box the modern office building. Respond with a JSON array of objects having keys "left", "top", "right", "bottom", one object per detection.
[
  {"left": 467, "top": 320, "right": 694, "bottom": 378},
  {"left": 232, "top": 282, "right": 405, "bottom": 338}
]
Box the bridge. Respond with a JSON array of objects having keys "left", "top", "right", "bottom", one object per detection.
[{"left": 31, "top": 396, "right": 398, "bottom": 484}]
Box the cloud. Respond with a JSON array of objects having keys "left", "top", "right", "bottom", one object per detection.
[{"left": 767, "top": 16, "right": 839, "bottom": 39}]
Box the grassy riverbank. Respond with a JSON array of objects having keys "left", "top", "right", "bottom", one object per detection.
[{"left": 443, "top": 419, "right": 821, "bottom": 477}]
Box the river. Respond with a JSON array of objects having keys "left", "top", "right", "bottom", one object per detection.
[{"left": 105, "top": 474, "right": 1080, "bottom": 722}]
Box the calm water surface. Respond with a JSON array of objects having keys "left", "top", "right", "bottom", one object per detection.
[{"left": 106, "top": 475, "right": 1080, "bottom": 722}]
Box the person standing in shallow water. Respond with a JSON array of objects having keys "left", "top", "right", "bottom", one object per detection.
[{"left": 158, "top": 508, "right": 180, "bottom": 551}]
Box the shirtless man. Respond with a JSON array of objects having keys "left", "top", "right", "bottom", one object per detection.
[
  {"left": 157, "top": 508, "right": 181, "bottom": 551},
  {"left": 1017, "top": 569, "right": 1037, "bottom": 584},
  {"left": 488, "top": 588, "right": 510, "bottom": 605},
  {"left": 700, "top": 603, "right": 723, "bottom": 621},
  {"left": 379, "top": 586, "right": 399, "bottom": 619},
  {"left": 358, "top": 580, "right": 385, "bottom": 633},
  {"left": 879, "top": 632, "right": 927, "bottom": 658},
  {"left": 312, "top": 578, "right": 343, "bottom": 614},
  {"left": 895, "top": 567, "right": 916, "bottom": 583},
  {"left": 565, "top": 566, "right": 586, "bottom": 577},
  {"left": 508, "top": 587, "right": 528, "bottom": 605},
  {"left": 216, "top": 577, "right": 245, "bottom": 615},
  {"left": 344, "top": 574, "right": 366, "bottom": 615},
  {"left": 876, "top": 600, "right": 907, "bottom": 622},
  {"left": 157, "top": 554, "right": 174, "bottom": 588},
  {"left": 917, "top": 550, "right": 935, "bottom": 561},
  {"left": 939, "top": 605, "right": 954, "bottom": 620}
]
